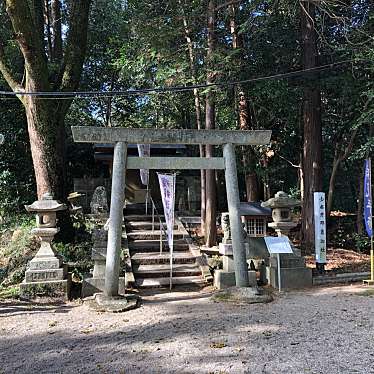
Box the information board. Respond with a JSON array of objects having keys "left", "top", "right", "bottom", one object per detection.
[{"left": 264, "top": 236, "right": 293, "bottom": 254}]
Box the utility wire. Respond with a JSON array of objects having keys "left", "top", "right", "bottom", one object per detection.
[{"left": 0, "top": 59, "right": 358, "bottom": 100}]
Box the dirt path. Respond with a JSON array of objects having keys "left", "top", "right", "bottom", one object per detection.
[{"left": 1, "top": 285, "right": 374, "bottom": 374}]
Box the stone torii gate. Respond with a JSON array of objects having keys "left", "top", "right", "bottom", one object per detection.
[{"left": 72, "top": 127, "right": 272, "bottom": 302}]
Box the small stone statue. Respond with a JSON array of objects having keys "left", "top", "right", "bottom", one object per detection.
[
  {"left": 90, "top": 186, "right": 108, "bottom": 214},
  {"left": 221, "top": 212, "right": 231, "bottom": 244}
]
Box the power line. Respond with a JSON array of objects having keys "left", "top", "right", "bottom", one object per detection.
[{"left": 0, "top": 59, "right": 358, "bottom": 100}]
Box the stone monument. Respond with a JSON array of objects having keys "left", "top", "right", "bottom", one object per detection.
[
  {"left": 82, "top": 228, "right": 126, "bottom": 297},
  {"left": 90, "top": 186, "right": 109, "bottom": 214},
  {"left": 261, "top": 191, "right": 312, "bottom": 289},
  {"left": 20, "top": 193, "right": 70, "bottom": 299},
  {"left": 214, "top": 212, "right": 257, "bottom": 289}
]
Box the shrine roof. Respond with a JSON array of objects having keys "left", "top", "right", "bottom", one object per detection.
[{"left": 239, "top": 202, "right": 271, "bottom": 217}]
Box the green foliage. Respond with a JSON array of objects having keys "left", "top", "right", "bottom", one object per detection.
[
  {"left": 0, "top": 92, "right": 35, "bottom": 218},
  {"left": 352, "top": 233, "right": 371, "bottom": 253},
  {"left": 208, "top": 255, "right": 223, "bottom": 271},
  {"left": 0, "top": 218, "right": 38, "bottom": 287},
  {"left": 54, "top": 214, "right": 94, "bottom": 279},
  {"left": 0, "top": 285, "right": 19, "bottom": 299}
]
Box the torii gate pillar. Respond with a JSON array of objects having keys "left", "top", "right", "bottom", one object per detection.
[
  {"left": 223, "top": 143, "right": 249, "bottom": 287},
  {"left": 105, "top": 141, "right": 127, "bottom": 297}
]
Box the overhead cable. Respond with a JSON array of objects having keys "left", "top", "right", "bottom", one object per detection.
[{"left": 0, "top": 59, "right": 359, "bottom": 100}]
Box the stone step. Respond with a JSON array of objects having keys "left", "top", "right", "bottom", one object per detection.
[
  {"left": 124, "top": 204, "right": 163, "bottom": 215},
  {"left": 136, "top": 275, "right": 205, "bottom": 288},
  {"left": 127, "top": 230, "right": 184, "bottom": 241},
  {"left": 125, "top": 215, "right": 163, "bottom": 222},
  {"left": 126, "top": 221, "right": 177, "bottom": 230},
  {"left": 134, "top": 263, "right": 201, "bottom": 278},
  {"left": 128, "top": 239, "right": 188, "bottom": 252},
  {"left": 131, "top": 252, "right": 196, "bottom": 265}
]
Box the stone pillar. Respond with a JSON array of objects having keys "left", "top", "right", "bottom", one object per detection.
[
  {"left": 223, "top": 143, "right": 249, "bottom": 287},
  {"left": 105, "top": 141, "right": 127, "bottom": 297}
]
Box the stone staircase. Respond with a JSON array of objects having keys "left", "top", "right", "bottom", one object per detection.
[{"left": 125, "top": 207, "right": 205, "bottom": 289}]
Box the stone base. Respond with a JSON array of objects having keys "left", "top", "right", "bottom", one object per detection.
[
  {"left": 29, "top": 256, "right": 62, "bottom": 270},
  {"left": 90, "top": 293, "right": 140, "bottom": 313},
  {"left": 214, "top": 270, "right": 257, "bottom": 289},
  {"left": 267, "top": 266, "right": 313, "bottom": 289},
  {"left": 82, "top": 276, "right": 126, "bottom": 298},
  {"left": 212, "top": 286, "right": 273, "bottom": 304},
  {"left": 25, "top": 266, "right": 66, "bottom": 283},
  {"left": 20, "top": 278, "right": 71, "bottom": 300}
]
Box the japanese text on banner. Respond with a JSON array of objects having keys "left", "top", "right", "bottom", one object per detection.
[{"left": 157, "top": 173, "right": 176, "bottom": 250}]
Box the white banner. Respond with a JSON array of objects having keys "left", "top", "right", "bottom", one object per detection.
[
  {"left": 158, "top": 173, "right": 176, "bottom": 290},
  {"left": 137, "top": 144, "right": 150, "bottom": 186},
  {"left": 158, "top": 173, "right": 176, "bottom": 250},
  {"left": 314, "top": 192, "right": 327, "bottom": 263}
]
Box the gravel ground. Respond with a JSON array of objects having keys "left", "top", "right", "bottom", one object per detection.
[{"left": 1, "top": 284, "right": 374, "bottom": 374}]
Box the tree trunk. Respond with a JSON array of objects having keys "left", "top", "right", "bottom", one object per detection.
[
  {"left": 327, "top": 128, "right": 358, "bottom": 219},
  {"left": 246, "top": 173, "right": 259, "bottom": 202},
  {"left": 179, "top": 0, "right": 206, "bottom": 233},
  {"left": 1, "top": 0, "right": 91, "bottom": 202},
  {"left": 204, "top": 0, "right": 217, "bottom": 247},
  {"left": 326, "top": 146, "right": 340, "bottom": 218},
  {"left": 300, "top": 1, "right": 323, "bottom": 252},
  {"left": 51, "top": 0, "right": 62, "bottom": 61},
  {"left": 229, "top": 5, "right": 260, "bottom": 202},
  {"left": 24, "top": 93, "right": 70, "bottom": 199},
  {"left": 44, "top": 0, "right": 53, "bottom": 59}
]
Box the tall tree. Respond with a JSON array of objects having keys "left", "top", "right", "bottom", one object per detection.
[
  {"left": 179, "top": 0, "right": 206, "bottom": 234},
  {"left": 204, "top": 0, "right": 217, "bottom": 247},
  {"left": 0, "top": 0, "right": 91, "bottom": 199},
  {"left": 229, "top": 3, "right": 260, "bottom": 202},
  {"left": 300, "top": 0, "right": 323, "bottom": 251}
]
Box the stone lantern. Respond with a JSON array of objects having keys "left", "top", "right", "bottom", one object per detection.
[
  {"left": 68, "top": 192, "right": 84, "bottom": 214},
  {"left": 261, "top": 191, "right": 300, "bottom": 237},
  {"left": 20, "top": 193, "right": 70, "bottom": 299},
  {"left": 260, "top": 191, "right": 312, "bottom": 289}
]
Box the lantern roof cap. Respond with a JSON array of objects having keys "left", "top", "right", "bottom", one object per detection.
[
  {"left": 25, "top": 193, "right": 67, "bottom": 212},
  {"left": 261, "top": 191, "right": 300, "bottom": 209}
]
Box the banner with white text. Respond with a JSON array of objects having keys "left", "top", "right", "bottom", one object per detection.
[{"left": 157, "top": 173, "right": 176, "bottom": 250}]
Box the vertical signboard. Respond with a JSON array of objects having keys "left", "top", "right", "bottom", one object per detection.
[
  {"left": 158, "top": 173, "right": 176, "bottom": 289},
  {"left": 314, "top": 192, "right": 327, "bottom": 264}
]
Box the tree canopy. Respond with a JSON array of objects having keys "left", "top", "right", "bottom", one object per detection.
[{"left": 0, "top": 0, "right": 373, "bottom": 245}]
